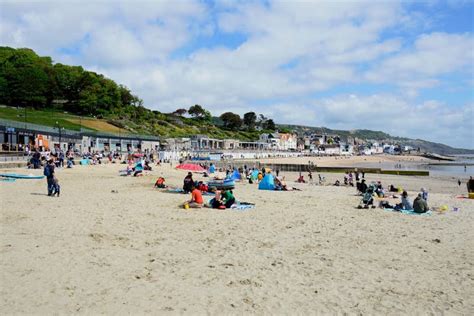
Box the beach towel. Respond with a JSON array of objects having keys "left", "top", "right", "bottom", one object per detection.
[
  {"left": 384, "top": 208, "right": 432, "bottom": 216},
  {"left": 258, "top": 174, "right": 275, "bottom": 190},
  {"left": 230, "top": 203, "right": 255, "bottom": 210}
]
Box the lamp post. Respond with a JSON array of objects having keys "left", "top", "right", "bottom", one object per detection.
[
  {"left": 55, "top": 121, "right": 62, "bottom": 151},
  {"left": 24, "top": 106, "right": 27, "bottom": 129}
]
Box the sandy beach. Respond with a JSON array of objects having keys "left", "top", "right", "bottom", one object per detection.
[{"left": 1, "top": 161, "right": 473, "bottom": 314}]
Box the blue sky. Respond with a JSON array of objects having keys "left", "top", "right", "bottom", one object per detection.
[{"left": 1, "top": 0, "right": 473, "bottom": 148}]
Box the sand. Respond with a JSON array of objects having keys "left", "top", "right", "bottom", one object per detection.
[{"left": 1, "top": 162, "right": 473, "bottom": 314}]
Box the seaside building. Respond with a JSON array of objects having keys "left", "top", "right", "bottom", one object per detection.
[
  {"left": 0, "top": 118, "right": 160, "bottom": 153},
  {"left": 162, "top": 138, "right": 191, "bottom": 151},
  {"left": 259, "top": 132, "right": 298, "bottom": 150}
]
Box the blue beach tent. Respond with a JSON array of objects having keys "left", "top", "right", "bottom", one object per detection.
[
  {"left": 230, "top": 169, "right": 241, "bottom": 181},
  {"left": 258, "top": 173, "right": 275, "bottom": 190}
]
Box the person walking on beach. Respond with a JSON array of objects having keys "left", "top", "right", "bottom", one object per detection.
[{"left": 43, "top": 158, "right": 55, "bottom": 196}]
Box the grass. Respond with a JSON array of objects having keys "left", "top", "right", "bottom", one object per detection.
[
  {"left": 0, "top": 106, "right": 261, "bottom": 141},
  {"left": 0, "top": 106, "right": 85, "bottom": 131},
  {"left": 67, "top": 118, "right": 122, "bottom": 133}
]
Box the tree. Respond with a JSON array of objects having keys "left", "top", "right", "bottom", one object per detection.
[
  {"left": 173, "top": 108, "right": 187, "bottom": 116},
  {"left": 220, "top": 112, "right": 242, "bottom": 130},
  {"left": 264, "top": 119, "right": 276, "bottom": 131},
  {"left": 243, "top": 111, "right": 257, "bottom": 130},
  {"left": 188, "top": 104, "right": 211, "bottom": 121}
]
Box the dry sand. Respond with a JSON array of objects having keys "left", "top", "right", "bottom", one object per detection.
[
  {"left": 1, "top": 162, "right": 473, "bottom": 314},
  {"left": 257, "top": 153, "right": 431, "bottom": 167}
]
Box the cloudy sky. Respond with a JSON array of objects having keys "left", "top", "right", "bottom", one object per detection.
[{"left": 1, "top": 0, "right": 473, "bottom": 148}]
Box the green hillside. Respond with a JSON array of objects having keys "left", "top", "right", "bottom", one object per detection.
[{"left": 0, "top": 106, "right": 264, "bottom": 140}]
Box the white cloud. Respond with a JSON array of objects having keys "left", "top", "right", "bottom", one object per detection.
[
  {"left": 365, "top": 32, "right": 474, "bottom": 93},
  {"left": 266, "top": 95, "right": 474, "bottom": 149},
  {"left": 1, "top": 0, "right": 473, "bottom": 148}
]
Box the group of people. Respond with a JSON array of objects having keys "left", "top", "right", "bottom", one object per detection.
[
  {"left": 359, "top": 180, "right": 430, "bottom": 213},
  {"left": 178, "top": 172, "right": 237, "bottom": 209}
]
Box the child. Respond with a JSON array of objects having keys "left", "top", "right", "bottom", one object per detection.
[
  {"left": 181, "top": 185, "right": 203, "bottom": 209},
  {"left": 154, "top": 177, "right": 167, "bottom": 188},
  {"left": 51, "top": 176, "right": 60, "bottom": 197}
]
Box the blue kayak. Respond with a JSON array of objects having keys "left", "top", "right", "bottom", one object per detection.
[{"left": 0, "top": 173, "right": 45, "bottom": 179}]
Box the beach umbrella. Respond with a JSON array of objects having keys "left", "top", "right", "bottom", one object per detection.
[{"left": 175, "top": 163, "right": 206, "bottom": 172}]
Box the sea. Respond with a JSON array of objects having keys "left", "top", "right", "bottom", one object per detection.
[{"left": 351, "top": 155, "right": 474, "bottom": 178}]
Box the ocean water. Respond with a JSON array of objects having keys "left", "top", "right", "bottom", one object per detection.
[{"left": 350, "top": 155, "right": 474, "bottom": 178}]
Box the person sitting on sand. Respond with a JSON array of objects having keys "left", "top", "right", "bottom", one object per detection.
[
  {"left": 400, "top": 191, "right": 412, "bottom": 210},
  {"left": 297, "top": 173, "right": 306, "bottom": 183},
  {"left": 181, "top": 184, "right": 203, "bottom": 209},
  {"left": 420, "top": 188, "right": 428, "bottom": 201},
  {"left": 318, "top": 174, "right": 325, "bottom": 185},
  {"left": 334, "top": 179, "right": 340, "bottom": 186},
  {"left": 133, "top": 160, "right": 144, "bottom": 177},
  {"left": 274, "top": 176, "right": 283, "bottom": 190},
  {"left": 413, "top": 193, "right": 429, "bottom": 213},
  {"left": 208, "top": 187, "right": 224, "bottom": 209},
  {"left": 154, "top": 177, "right": 167, "bottom": 189},
  {"left": 183, "top": 172, "right": 194, "bottom": 193},
  {"left": 197, "top": 181, "right": 208, "bottom": 192},
  {"left": 221, "top": 189, "right": 236, "bottom": 208},
  {"left": 358, "top": 179, "right": 368, "bottom": 194},
  {"left": 388, "top": 184, "right": 398, "bottom": 192},
  {"left": 144, "top": 160, "right": 152, "bottom": 171},
  {"left": 375, "top": 181, "right": 384, "bottom": 198}
]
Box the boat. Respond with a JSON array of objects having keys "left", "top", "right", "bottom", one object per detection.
[
  {"left": 207, "top": 179, "right": 235, "bottom": 190},
  {"left": 0, "top": 173, "right": 45, "bottom": 179}
]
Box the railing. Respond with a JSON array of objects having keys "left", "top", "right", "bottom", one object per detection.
[{"left": 0, "top": 154, "right": 28, "bottom": 162}]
